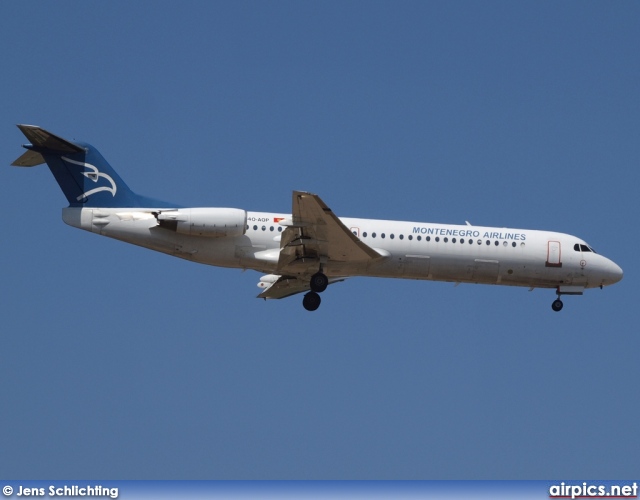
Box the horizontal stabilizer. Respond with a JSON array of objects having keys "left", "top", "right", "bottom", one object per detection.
[
  {"left": 16, "top": 124, "right": 84, "bottom": 153},
  {"left": 12, "top": 149, "right": 45, "bottom": 167},
  {"left": 12, "top": 124, "right": 85, "bottom": 168}
]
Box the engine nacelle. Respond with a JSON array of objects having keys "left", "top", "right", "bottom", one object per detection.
[{"left": 157, "top": 208, "right": 247, "bottom": 237}]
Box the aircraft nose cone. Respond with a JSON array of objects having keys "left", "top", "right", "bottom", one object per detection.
[
  {"left": 609, "top": 261, "right": 623, "bottom": 284},
  {"left": 591, "top": 256, "right": 623, "bottom": 287},
  {"left": 598, "top": 258, "right": 623, "bottom": 286}
]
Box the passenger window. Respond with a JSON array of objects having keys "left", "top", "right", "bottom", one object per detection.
[
  {"left": 494, "top": 241, "right": 499, "bottom": 246},
  {"left": 452, "top": 238, "right": 456, "bottom": 243},
  {"left": 408, "top": 235, "right": 413, "bottom": 241},
  {"left": 253, "top": 225, "right": 258, "bottom": 231},
  {"left": 270, "top": 226, "right": 274, "bottom": 231},
  {"left": 426, "top": 236, "right": 431, "bottom": 242},
  {"left": 417, "top": 236, "right": 422, "bottom": 241},
  {"left": 444, "top": 237, "right": 448, "bottom": 243},
  {"left": 390, "top": 234, "right": 395, "bottom": 239},
  {"left": 381, "top": 233, "right": 386, "bottom": 239},
  {"left": 512, "top": 242, "right": 516, "bottom": 247},
  {"left": 460, "top": 238, "right": 465, "bottom": 244},
  {"left": 262, "top": 226, "right": 266, "bottom": 231},
  {"left": 363, "top": 232, "right": 368, "bottom": 238},
  {"left": 278, "top": 227, "right": 283, "bottom": 232},
  {"left": 486, "top": 240, "right": 490, "bottom": 245},
  {"left": 399, "top": 234, "right": 404, "bottom": 240},
  {"left": 435, "top": 237, "right": 440, "bottom": 242},
  {"left": 372, "top": 232, "right": 377, "bottom": 238}
]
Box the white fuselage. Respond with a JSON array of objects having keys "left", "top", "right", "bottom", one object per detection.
[{"left": 62, "top": 207, "right": 623, "bottom": 291}]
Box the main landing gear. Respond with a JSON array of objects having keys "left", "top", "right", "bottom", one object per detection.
[{"left": 303, "top": 272, "right": 329, "bottom": 311}]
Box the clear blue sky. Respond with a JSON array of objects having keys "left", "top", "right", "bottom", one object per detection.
[{"left": 1, "top": 1, "right": 638, "bottom": 479}]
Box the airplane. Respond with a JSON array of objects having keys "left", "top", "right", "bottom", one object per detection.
[{"left": 11, "top": 124, "right": 623, "bottom": 312}]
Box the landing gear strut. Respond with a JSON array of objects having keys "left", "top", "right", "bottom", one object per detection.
[
  {"left": 303, "top": 291, "right": 321, "bottom": 311},
  {"left": 551, "top": 299, "right": 564, "bottom": 312}
]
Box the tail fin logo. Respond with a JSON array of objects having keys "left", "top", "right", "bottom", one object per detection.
[{"left": 62, "top": 156, "right": 117, "bottom": 201}]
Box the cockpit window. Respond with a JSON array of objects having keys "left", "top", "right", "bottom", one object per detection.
[{"left": 575, "top": 243, "right": 596, "bottom": 253}]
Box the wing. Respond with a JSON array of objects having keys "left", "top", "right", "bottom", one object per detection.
[
  {"left": 257, "top": 274, "right": 345, "bottom": 300},
  {"left": 275, "top": 191, "right": 380, "bottom": 275}
]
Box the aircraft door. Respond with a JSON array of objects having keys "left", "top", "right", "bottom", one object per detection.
[{"left": 546, "top": 241, "right": 562, "bottom": 267}]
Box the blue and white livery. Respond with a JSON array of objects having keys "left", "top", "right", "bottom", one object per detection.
[{"left": 12, "top": 125, "right": 623, "bottom": 312}]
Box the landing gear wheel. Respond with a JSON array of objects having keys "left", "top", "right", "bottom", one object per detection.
[
  {"left": 309, "top": 272, "right": 329, "bottom": 293},
  {"left": 303, "top": 291, "right": 321, "bottom": 311},
  {"left": 552, "top": 299, "right": 564, "bottom": 312}
]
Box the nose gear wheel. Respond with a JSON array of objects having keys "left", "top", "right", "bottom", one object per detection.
[{"left": 551, "top": 299, "right": 563, "bottom": 312}]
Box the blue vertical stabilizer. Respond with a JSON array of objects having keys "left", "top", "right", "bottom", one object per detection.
[{"left": 12, "top": 125, "right": 176, "bottom": 208}]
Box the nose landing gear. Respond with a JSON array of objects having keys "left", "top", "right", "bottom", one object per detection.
[{"left": 551, "top": 285, "right": 584, "bottom": 312}]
